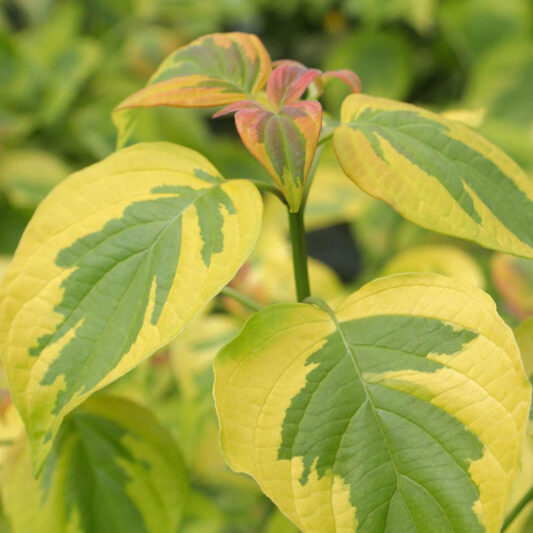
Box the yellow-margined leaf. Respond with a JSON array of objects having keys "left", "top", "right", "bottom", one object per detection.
[
  {"left": 0, "top": 142, "right": 262, "bottom": 473},
  {"left": 1, "top": 395, "right": 188, "bottom": 533},
  {"left": 333, "top": 94, "right": 533, "bottom": 258},
  {"left": 382, "top": 244, "right": 485, "bottom": 288},
  {"left": 215, "top": 273, "right": 531, "bottom": 533}
]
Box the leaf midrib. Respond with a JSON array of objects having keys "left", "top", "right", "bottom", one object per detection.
[{"left": 324, "top": 307, "right": 456, "bottom": 531}]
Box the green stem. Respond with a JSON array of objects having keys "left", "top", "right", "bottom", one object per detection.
[
  {"left": 221, "top": 286, "right": 263, "bottom": 313},
  {"left": 288, "top": 208, "right": 311, "bottom": 301},
  {"left": 502, "top": 487, "right": 533, "bottom": 531}
]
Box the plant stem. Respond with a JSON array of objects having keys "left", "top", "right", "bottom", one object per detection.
[
  {"left": 502, "top": 487, "right": 533, "bottom": 531},
  {"left": 221, "top": 286, "right": 263, "bottom": 313},
  {"left": 288, "top": 208, "right": 311, "bottom": 301}
]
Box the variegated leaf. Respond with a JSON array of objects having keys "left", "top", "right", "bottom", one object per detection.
[
  {"left": 215, "top": 273, "right": 531, "bottom": 533},
  {"left": 2, "top": 395, "right": 188, "bottom": 533},
  {"left": 227, "top": 100, "right": 322, "bottom": 212},
  {"left": 0, "top": 142, "right": 262, "bottom": 473},
  {"left": 115, "top": 32, "right": 271, "bottom": 111},
  {"left": 333, "top": 94, "right": 533, "bottom": 258}
]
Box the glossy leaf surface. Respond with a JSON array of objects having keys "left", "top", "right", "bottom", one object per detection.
[
  {"left": 215, "top": 273, "right": 531, "bottom": 532},
  {"left": 2, "top": 395, "right": 188, "bottom": 533},
  {"left": 333, "top": 94, "right": 533, "bottom": 257},
  {"left": 0, "top": 142, "right": 262, "bottom": 472}
]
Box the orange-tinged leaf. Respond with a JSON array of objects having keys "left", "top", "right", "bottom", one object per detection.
[
  {"left": 233, "top": 100, "right": 322, "bottom": 211},
  {"left": 115, "top": 32, "right": 271, "bottom": 111}
]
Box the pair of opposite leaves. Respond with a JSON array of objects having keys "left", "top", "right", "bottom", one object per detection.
[{"left": 0, "top": 32, "right": 532, "bottom": 533}]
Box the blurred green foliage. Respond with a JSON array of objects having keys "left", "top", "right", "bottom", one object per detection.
[{"left": 0, "top": 0, "right": 532, "bottom": 531}]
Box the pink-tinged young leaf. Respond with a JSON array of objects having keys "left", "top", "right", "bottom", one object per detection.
[
  {"left": 267, "top": 65, "right": 321, "bottom": 108},
  {"left": 272, "top": 59, "right": 325, "bottom": 99},
  {"left": 115, "top": 32, "right": 271, "bottom": 111},
  {"left": 212, "top": 100, "right": 264, "bottom": 118},
  {"left": 232, "top": 100, "right": 322, "bottom": 211},
  {"left": 322, "top": 69, "right": 362, "bottom": 93}
]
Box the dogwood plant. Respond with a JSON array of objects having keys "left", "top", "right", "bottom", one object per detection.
[{"left": 0, "top": 32, "right": 532, "bottom": 533}]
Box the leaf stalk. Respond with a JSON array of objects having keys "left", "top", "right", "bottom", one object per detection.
[{"left": 221, "top": 286, "right": 263, "bottom": 313}]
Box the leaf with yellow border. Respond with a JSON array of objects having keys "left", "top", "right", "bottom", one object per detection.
[
  {"left": 0, "top": 142, "right": 262, "bottom": 473},
  {"left": 333, "top": 94, "right": 533, "bottom": 258},
  {"left": 1, "top": 395, "right": 188, "bottom": 533},
  {"left": 215, "top": 273, "right": 531, "bottom": 532}
]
